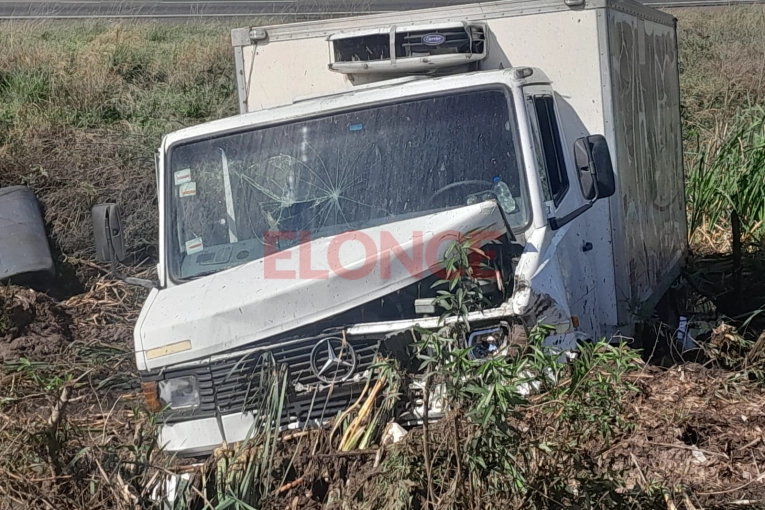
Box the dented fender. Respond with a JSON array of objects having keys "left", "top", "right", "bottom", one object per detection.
[{"left": 511, "top": 225, "right": 573, "bottom": 332}]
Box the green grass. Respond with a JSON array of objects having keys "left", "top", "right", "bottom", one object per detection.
[
  {"left": 674, "top": 6, "right": 765, "bottom": 251},
  {"left": 0, "top": 21, "right": 246, "bottom": 273},
  {"left": 687, "top": 106, "right": 765, "bottom": 248},
  {"left": 0, "top": 21, "right": 238, "bottom": 135}
]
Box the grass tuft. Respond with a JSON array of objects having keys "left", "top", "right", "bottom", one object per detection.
[{"left": 675, "top": 6, "right": 765, "bottom": 252}]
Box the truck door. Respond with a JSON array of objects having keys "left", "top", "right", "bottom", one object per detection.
[{"left": 522, "top": 86, "right": 601, "bottom": 339}]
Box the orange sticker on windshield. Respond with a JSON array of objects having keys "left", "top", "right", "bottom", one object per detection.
[
  {"left": 179, "top": 182, "right": 196, "bottom": 197},
  {"left": 185, "top": 237, "right": 203, "bottom": 255}
]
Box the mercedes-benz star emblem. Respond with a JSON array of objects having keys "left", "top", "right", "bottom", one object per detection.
[{"left": 310, "top": 337, "right": 357, "bottom": 384}]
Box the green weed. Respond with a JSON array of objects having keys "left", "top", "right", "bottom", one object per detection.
[
  {"left": 368, "top": 234, "right": 644, "bottom": 509},
  {"left": 676, "top": 6, "right": 765, "bottom": 252},
  {"left": 687, "top": 106, "right": 765, "bottom": 250}
]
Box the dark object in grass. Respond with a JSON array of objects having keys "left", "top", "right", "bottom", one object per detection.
[{"left": 0, "top": 186, "right": 55, "bottom": 289}]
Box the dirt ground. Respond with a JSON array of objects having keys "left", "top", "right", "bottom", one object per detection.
[
  {"left": 613, "top": 364, "right": 765, "bottom": 506},
  {"left": 0, "top": 287, "right": 74, "bottom": 362},
  {"left": 2, "top": 273, "right": 765, "bottom": 509},
  {"left": 0, "top": 280, "right": 150, "bottom": 509}
]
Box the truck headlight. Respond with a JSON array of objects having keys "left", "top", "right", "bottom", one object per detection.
[
  {"left": 158, "top": 376, "right": 200, "bottom": 410},
  {"left": 467, "top": 325, "right": 509, "bottom": 360}
]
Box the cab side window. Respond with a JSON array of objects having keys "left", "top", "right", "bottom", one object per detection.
[{"left": 531, "top": 95, "right": 569, "bottom": 206}]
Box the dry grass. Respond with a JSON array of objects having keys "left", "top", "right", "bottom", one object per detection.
[
  {"left": 0, "top": 21, "right": 241, "bottom": 286},
  {"left": 610, "top": 364, "right": 765, "bottom": 503},
  {"left": 673, "top": 6, "right": 765, "bottom": 139},
  {"left": 0, "top": 281, "right": 158, "bottom": 509}
]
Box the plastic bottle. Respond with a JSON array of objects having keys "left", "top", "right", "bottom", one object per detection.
[{"left": 492, "top": 176, "right": 516, "bottom": 213}]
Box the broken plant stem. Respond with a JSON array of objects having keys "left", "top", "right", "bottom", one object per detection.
[
  {"left": 422, "top": 369, "right": 435, "bottom": 508},
  {"left": 339, "top": 375, "right": 387, "bottom": 451},
  {"left": 46, "top": 385, "right": 72, "bottom": 477},
  {"left": 276, "top": 477, "right": 304, "bottom": 494},
  {"left": 47, "top": 385, "right": 72, "bottom": 429},
  {"left": 664, "top": 491, "right": 678, "bottom": 510},
  {"left": 452, "top": 414, "right": 463, "bottom": 504},
  {"left": 329, "top": 376, "right": 372, "bottom": 445}
]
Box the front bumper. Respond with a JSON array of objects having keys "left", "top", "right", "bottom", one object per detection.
[
  {"left": 149, "top": 305, "right": 527, "bottom": 456},
  {"left": 159, "top": 412, "right": 256, "bottom": 457}
]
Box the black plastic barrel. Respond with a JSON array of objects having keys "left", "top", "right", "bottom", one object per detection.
[{"left": 0, "top": 186, "right": 55, "bottom": 286}]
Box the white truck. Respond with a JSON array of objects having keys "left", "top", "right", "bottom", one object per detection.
[{"left": 94, "top": 0, "right": 686, "bottom": 456}]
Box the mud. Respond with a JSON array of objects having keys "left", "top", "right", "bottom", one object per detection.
[{"left": 0, "top": 286, "right": 74, "bottom": 361}]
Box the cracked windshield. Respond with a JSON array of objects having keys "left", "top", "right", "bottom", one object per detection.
[{"left": 168, "top": 88, "right": 528, "bottom": 280}]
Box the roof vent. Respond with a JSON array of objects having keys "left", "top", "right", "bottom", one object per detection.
[{"left": 328, "top": 22, "right": 488, "bottom": 75}]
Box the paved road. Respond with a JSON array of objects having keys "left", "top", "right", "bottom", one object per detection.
[
  {"left": 0, "top": 0, "right": 759, "bottom": 18},
  {"left": 0, "top": 0, "right": 475, "bottom": 18}
]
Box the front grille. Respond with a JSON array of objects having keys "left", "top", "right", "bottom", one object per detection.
[{"left": 160, "top": 336, "right": 381, "bottom": 425}]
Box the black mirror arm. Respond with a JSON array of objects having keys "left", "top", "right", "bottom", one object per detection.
[
  {"left": 549, "top": 166, "right": 600, "bottom": 230},
  {"left": 124, "top": 277, "right": 158, "bottom": 290},
  {"left": 549, "top": 170, "right": 601, "bottom": 230},
  {"left": 549, "top": 200, "right": 594, "bottom": 230}
]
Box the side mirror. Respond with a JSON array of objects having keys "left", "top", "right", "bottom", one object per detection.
[
  {"left": 92, "top": 203, "right": 126, "bottom": 263},
  {"left": 574, "top": 135, "right": 616, "bottom": 201}
]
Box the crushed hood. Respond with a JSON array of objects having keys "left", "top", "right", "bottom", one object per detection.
[{"left": 135, "top": 202, "right": 506, "bottom": 371}]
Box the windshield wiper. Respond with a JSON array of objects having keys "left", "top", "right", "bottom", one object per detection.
[{"left": 185, "top": 269, "right": 228, "bottom": 281}]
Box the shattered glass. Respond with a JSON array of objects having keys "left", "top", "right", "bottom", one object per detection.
[{"left": 167, "top": 88, "right": 528, "bottom": 280}]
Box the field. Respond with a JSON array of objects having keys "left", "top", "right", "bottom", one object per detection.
[{"left": 1, "top": 6, "right": 765, "bottom": 509}]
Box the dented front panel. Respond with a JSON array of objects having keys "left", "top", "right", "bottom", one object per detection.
[
  {"left": 510, "top": 223, "right": 596, "bottom": 350},
  {"left": 137, "top": 203, "right": 508, "bottom": 371}
]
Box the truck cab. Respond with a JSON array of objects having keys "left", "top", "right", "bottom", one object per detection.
[{"left": 104, "top": 0, "right": 686, "bottom": 456}]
